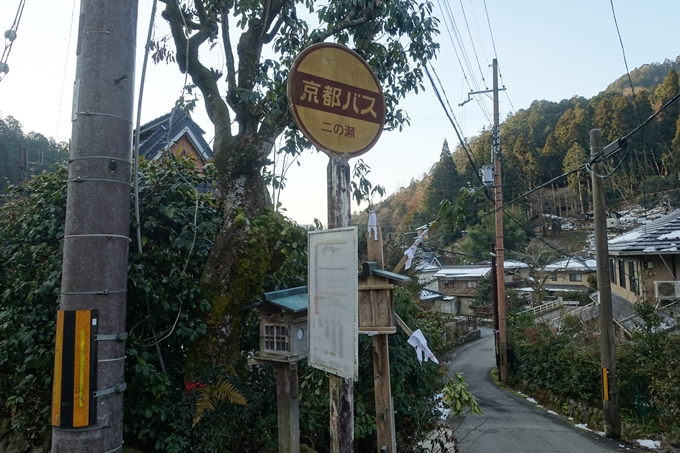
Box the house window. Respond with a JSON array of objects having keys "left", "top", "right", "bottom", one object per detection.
[
  {"left": 551, "top": 272, "right": 557, "bottom": 281},
  {"left": 609, "top": 259, "right": 616, "bottom": 284},
  {"left": 466, "top": 281, "right": 477, "bottom": 289},
  {"left": 264, "top": 324, "right": 289, "bottom": 352},
  {"left": 444, "top": 279, "right": 452, "bottom": 287},
  {"left": 618, "top": 259, "right": 626, "bottom": 289},
  {"left": 628, "top": 260, "right": 639, "bottom": 295},
  {"left": 569, "top": 273, "right": 582, "bottom": 282}
]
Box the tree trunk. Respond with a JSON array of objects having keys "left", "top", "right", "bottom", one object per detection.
[{"left": 196, "top": 132, "right": 281, "bottom": 366}]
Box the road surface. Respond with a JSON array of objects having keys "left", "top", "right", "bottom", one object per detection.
[{"left": 443, "top": 327, "right": 637, "bottom": 453}]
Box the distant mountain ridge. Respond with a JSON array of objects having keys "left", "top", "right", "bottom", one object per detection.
[{"left": 607, "top": 56, "right": 680, "bottom": 94}]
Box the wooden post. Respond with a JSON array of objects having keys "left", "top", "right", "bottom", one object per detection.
[
  {"left": 590, "top": 129, "right": 621, "bottom": 438},
  {"left": 276, "top": 362, "right": 300, "bottom": 453},
  {"left": 491, "top": 243, "right": 501, "bottom": 376},
  {"left": 366, "top": 220, "right": 396, "bottom": 452},
  {"left": 327, "top": 156, "right": 354, "bottom": 453}
]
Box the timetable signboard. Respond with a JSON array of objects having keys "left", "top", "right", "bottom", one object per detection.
[{"left": 307, "top": 227, "right": 358, "bottom": 380}]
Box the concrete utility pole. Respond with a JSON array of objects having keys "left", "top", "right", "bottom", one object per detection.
[
  {"left": 327, "top": 157, "right": 354, "bottom": 453},
  {"left": 492, "top": 58, "right": 509, "bottom": 383},
  {"left": 589, "top": 129, "right": 621, "bottom": 439},
  {"left": 52, "top": 0, "right": 137, "bottom": 451}
]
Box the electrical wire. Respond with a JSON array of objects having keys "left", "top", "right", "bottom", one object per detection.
[
  {"left": 134, "top": 0, "right": 158, "bottom": 256},
  {"left": 457, "top": 0, "right": 487, "bottom": 88},
  {"left": 0, "top": 0, "right": 26, "bottom": 82},
  {"left": 482, "top": 0, "right": 497, "bottom": 61},
  {"left": 435, "top": 0, "right": 493, "bottom": 125},
  {"left": 55, "top": 0, "right": 78, "bottom": 139}
]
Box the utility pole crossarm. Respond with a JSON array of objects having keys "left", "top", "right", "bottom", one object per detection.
[{"left": 459, "top": 87, "right": 506, "bottom": 106}]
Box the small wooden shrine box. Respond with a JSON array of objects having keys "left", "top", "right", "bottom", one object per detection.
[
  {"left": 250, "top": 286, "right": 308, "bottom": 364},
  {"left": 358, "top": 262, "right": 410, "bottom": 334}
]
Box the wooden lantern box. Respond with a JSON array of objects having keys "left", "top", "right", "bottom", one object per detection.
[
  {"left": 249, "top": 286, "right": 308, "bottom": 364},
  {"left": 358, "top": 262, "right": 410, "bottom": 334}
]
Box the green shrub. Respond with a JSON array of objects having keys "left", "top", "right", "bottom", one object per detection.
[{"left": 508, "top": 302, "right": 680, "bottom": 438}]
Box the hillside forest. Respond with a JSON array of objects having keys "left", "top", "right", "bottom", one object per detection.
[
  {"left": 0, "top": 115, "right": 68, "bottom": 193},
  {"left": 365, "top": 57, "right": 680, "bottom": 262}
]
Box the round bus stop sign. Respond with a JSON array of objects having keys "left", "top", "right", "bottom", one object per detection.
[{"left": 288, "top": 43, "right": 386, "bottom": 158}]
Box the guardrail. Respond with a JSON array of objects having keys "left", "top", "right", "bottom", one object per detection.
[{"left": 521, "top": 299, "right": 563, "bottom": 316}]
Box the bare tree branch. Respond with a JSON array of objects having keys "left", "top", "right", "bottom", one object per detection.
[
  {"left": 311, "top": 5, "right": 375, "bottom": 44},
  {"left": 220, "top": 2, "right": 238, "bottom": 113},
  {"left": 164, "top": 1, "right": 231, "bottom": 139},
  {"left": 263, "top": 16, "right": 283, "bottom": 44}
]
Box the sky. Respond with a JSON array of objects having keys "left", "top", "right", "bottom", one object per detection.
[{"left": 1, "top": 0, "right": 679, "bottom": 226}]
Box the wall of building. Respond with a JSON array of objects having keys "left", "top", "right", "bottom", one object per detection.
[
  {"left": 610, "top": 254, "right": 678, "bottom": 304},
  {"left": 538, "top": 270, "right": 596, "bottom": 287},
  {"left": 170, "top": 136, "right": 206, "bottom": 169},
  {"left": 437, "top": 278, "right": 479, "bottom": 297}
]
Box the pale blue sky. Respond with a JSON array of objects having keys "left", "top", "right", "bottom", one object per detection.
[{"left": 1, "top": 0, "right": 679, "bottom": 225}]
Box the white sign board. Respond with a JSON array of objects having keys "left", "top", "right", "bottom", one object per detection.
[{"left": 307, "top": 227, "right": 358, "bottom": 381}]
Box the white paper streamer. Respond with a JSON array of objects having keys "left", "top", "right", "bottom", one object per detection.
[
  {"left": 407, "top": 328, "right": 439, "bottom": 364},
  {"left": 403, "top": 228, "right": 428, "bottom": 270},
  {"left": 367, "top": 210, "right": 378, "bottom": 241}
]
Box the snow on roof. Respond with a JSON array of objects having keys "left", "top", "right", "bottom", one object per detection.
[
  {"left": 608, "top": 209, "right": 680, "bottom": 254},
  {"left": 608, "top": 231, "right": 642, "bottom": 244},
  {"left": 544, "top": 256, "right": 596, "bottom": 272},
  {"left": 434, "top": 266, "right": 491, "bottom": 279},
  {"left": 420, "top": 288, "right": 445, "bottom": 301},
  {"left": 503, "top": 259, "right": 529, "bottom": 269},
  {"left": 658, "top": 230, "right": 680, "bottom": 240}
]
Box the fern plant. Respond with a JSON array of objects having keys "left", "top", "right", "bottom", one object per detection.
[{"left": 192, "top": 377, "right": 247, "bottom": 427}]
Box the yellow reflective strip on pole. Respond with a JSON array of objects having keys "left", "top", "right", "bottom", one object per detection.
[
  {"left": 602, "top": 368, "right": 610, "bottom": 401},
  {"left": 72, "top": 310, "right": 91, "bottom": 427}
]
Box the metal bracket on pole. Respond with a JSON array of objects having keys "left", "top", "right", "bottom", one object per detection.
[
  {"left": 459, "top": 87, "right": 506, "bottom": 106},
  {"left": 93, "top": 383, "right": 127, "bottom": 398},
  {"left": 94, "top": 333, "right": 128, "bottom": 341}
]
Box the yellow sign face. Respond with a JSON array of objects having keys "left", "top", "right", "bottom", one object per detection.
[{"left": 288, "top": 43, "right": 386, "bottom": 158}]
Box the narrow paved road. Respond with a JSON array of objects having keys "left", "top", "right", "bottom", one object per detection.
[{"left": 443, "top": 328, "right": 636, "bottom": 453}]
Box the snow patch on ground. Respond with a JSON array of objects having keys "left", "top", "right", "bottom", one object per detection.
[
  {"left": 575, "top": 423, "right": 593, "bottom": 432},
  {"left": 636, "top": 439, "right": 661, "bottom": 449},
  {"left": 547, "top": 410, "right": 558, "bottom": 415},
  {"left": 434, "top": 393, "right": 450, "bottom": 419},
  {"left": 525, "top": 397, "right": 538, "bottom": 404}
]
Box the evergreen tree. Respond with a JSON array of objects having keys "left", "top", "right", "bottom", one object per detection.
[
  {"left": 563, "top": 143, "right": 588, "bottom": 213},
  {"left": 654, "top": 69, "right": 680, "bottom": 147},
  {"left": 422, "top": 140, "right": 461, "bottom": 218}
]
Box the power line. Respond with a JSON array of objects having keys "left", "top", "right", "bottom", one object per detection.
[
  {"left": 482, "top": 0, "right": 498, "bottom": 60},
  {"left": 458, "top": 0, "right": 487, "bottom": 89},
  {"left": 55, "top": 0, "right": 78, "bottom": 139},
  {"left": 435, "top": 0, "right": 493, "bottom": 125}
]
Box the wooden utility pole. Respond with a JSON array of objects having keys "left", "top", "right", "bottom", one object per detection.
[
  {"left": 491, "top": 243, "right": 501, "bottom": 376},
  {"left": 52, "top": 0, "right": 137, "bottom": 451},
  {"left": 590, "top": 128, "right": 621, "bottom": 439},
  {"left": 327, "top": 156, "right": 354, "bottom": 453},
  {"left": 492, "top": 59, "right": 509, "bottom": 383}
]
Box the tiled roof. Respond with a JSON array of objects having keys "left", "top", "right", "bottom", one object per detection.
[
  {"left": 608, "top": 209, "right": 680, "bottom": 255},
  {"left": 433, "top": 266, "right": 491, "bottom": 279},
  {"left": 544, "top": 256, "right": 597, "bottom": 272},
  {"left": 420, "top": 288, "right": 445, "bottom": 301},
  {"left": 137, "top": 106, "right": 213, "bottom": 161}
]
